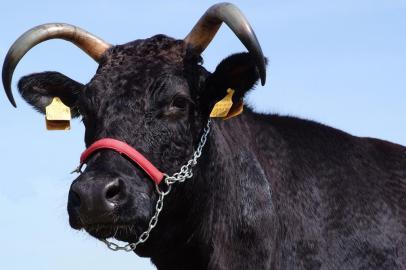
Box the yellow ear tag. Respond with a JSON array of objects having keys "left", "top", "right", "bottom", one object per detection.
[
  {"left": 45, "top": 97, "right": 71, "bottom": 131},
  {"left": 210, "top": 88, "right": 243, "bottom": 119}
]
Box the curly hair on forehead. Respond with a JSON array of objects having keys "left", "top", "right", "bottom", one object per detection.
[{"left": 101, "top": 34, "right": 203, "bottom": 71}]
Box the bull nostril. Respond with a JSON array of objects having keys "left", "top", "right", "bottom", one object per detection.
[
  {"left": 106, "top": 185, "right": 120, "bottom": 200},
  {"left": 104, "top": 179, "right": 123, "bottom": 203},
  {"left": 69, "top": 190, "right": 81, "bottom": 209}
]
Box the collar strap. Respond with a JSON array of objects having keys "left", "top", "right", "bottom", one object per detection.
[{"left": 79, "top": 138, "right": 164, "bottom": 185}]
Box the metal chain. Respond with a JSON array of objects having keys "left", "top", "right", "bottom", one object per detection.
[{"left": 102, "top": 119, "right": 211, "bottom": 252}]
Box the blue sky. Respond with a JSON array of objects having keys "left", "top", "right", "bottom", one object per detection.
[{"left": 0, "top": 1, "right": 405, "bottom": 269}]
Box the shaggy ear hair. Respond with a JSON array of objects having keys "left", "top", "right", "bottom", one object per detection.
[
  {"left": 203, "top": 52, "right": 267, "bottom": 106},
  {"left": 18, "top": 71, "right": 83, "bottom": 117}
]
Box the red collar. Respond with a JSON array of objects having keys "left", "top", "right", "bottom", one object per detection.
[{"left": 79, "top": 138, "right": 164, "bottom": 185}]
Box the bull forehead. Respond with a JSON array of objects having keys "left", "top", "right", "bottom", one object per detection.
[
  {"left": 100, "top": 35, "right": 189, "bottom": 76},
  {"left": 85, "top": 34, "right": 200, "bottom": 102}
]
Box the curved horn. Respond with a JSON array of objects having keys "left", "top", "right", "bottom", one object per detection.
[
  {"left": 184, "top": 3, "right": 266, "bottom": 86},
  {"left": 2, "top": 23, "right": 111, "bottom": 107}
]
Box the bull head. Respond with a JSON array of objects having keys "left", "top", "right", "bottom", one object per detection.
[{"left": 2, "top": 2, "right": 266, "bottom": 256}]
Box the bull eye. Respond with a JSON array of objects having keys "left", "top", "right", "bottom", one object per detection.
[{"left": 170, "top": 96, "right": 189, "bottom": 111}]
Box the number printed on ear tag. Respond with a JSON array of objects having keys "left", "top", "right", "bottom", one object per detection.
[{"left": 45, "top": 97, "right": 71, "bottom": 131}]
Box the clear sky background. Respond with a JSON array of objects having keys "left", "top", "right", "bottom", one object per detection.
[{"left": 0, "top": 1, "right": 405, "bottom": 269}]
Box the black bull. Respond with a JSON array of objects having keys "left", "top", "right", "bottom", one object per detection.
[{"left": 2, "top": 3, "right": 406, "bottom": 270}]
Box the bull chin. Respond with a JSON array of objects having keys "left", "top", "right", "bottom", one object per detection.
[
  {"left": 68, "top": 209, "right": 144, "bottom": 242},
  {"left": 84, "top": 223, "right": 141, "bottom": 243}
]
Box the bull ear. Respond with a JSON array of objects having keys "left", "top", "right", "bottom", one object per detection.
[
  {"left": 203, "top": 52, "right": 266, "bottom": 105},
  {"left": 18, "top": 71, "right": 83, "bottom": 117}
]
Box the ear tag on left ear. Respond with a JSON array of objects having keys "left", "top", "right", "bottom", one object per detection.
[
  {"left": 210, "top": 88, "right": 244, "bottom": 119},
  {"left": 210, "top": 88, "right": 235, "bottom": 118},
  {"left": 224, "top": 100, "right": 243, "bottom": 120},
  {"left": 45, "top": 97, "right": 71, "bottom": 131}
]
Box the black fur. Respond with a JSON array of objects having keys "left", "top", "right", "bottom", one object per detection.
[
  {"left": 18, "top": 35, "right": 406, "bottom": 270},
  {"left": 204, "top": 52, "right": 264, "bottom": 106}
]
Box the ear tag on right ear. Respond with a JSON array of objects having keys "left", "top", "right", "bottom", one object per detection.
[
  {"left": 210, "top": 88, "right": 235, "bottom": 118},
  {"left": 45, "top": 97, "right": 71, "bottom": 131}
]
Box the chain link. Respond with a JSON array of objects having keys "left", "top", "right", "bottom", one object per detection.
[{"left": 102, "top": 119, "right": 211, "bottom": 252}]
